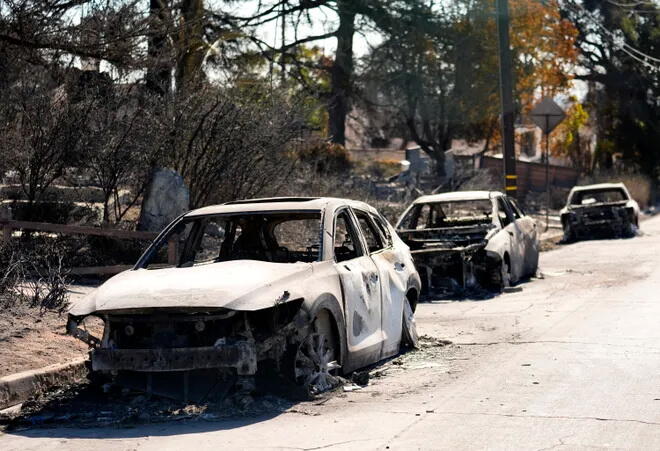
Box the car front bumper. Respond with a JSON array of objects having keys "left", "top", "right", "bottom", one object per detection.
[{"left": 90, "top": 342, "right": 258, "bottom": 375}]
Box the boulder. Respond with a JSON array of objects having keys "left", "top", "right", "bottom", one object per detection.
[{"left": 138, "top": 168, "right": 190, "bottom": 232}]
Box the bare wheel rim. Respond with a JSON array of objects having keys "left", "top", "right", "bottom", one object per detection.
[{"left": 294, "top": 332, "right": 339, "bottom": 395}]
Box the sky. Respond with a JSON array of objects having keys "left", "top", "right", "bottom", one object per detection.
[{"left": 220, "top": 0, "right": 382, "bottom": 56}]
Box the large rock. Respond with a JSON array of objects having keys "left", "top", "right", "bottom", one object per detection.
[{"left": 138, "top": 168, "right": 190, "bottom": 232}]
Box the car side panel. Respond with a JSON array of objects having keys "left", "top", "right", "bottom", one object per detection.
[
  {"left": 335, "top": 256, "right": 384, "bottom": 372},
  {"left": 370, "top": 247, "right": 408, "bottom": 360}
]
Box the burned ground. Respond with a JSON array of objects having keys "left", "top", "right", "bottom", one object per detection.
[{"left": 0, "top": 307, "right": 90, "bottom": 378}]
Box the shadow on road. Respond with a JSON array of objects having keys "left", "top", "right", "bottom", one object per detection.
[
  {"left": 421, "top": 276, "right": 538, "bottom": 304},
  {"left": 1, "top": 346, "right": 424, "bottom": 439},
  {"left": 1, "top": 374, "right": 302, "bottom": 437}
]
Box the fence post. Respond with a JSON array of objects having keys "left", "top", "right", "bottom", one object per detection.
[
  {"left": 167, "top": 235, "right": 178, "bottom": 265},
  {"left": 0, "top": 206, "right": 12, "bottom": 243},
  {"left": 1, "top": 224, "right": 10, "bottom": 242}
]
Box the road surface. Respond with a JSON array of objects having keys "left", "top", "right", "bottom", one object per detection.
[{"left": 2, "top": 216, "right": 660, "bottom": 450}]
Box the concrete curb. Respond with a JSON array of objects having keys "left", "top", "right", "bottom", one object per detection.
[{"left": 0, "top": 357, "right": 87, "bottom": 410}]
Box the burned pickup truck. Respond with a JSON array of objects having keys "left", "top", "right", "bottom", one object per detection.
[
  {"left": 67, "top": 197, "right": 421, "bottom": 399},
  {"left": 560, "top": 183, "right": 639, "bottom": 242},
  {"left": 396, "top": 191, "right": 539, "bottom": 295}
]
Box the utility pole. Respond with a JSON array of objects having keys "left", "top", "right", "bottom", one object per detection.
[
  {"left": 495, "top": 0, "right": 517, "bottom": 198},
  {"left": 280, "top": 1, "right": 286, "bottom": 85}
]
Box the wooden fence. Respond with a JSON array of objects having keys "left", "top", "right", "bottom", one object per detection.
[
  {"left": 480, "top": 156, "right": 580, "bottom": 197},
  {"left": 0, "top": 219, "right": 171, "bottom": 276}
]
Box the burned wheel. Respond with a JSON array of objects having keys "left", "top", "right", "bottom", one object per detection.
[
  {"left": 490, "top": 258, "right": 511, "bottom": 292},
  {"left": 563, "top": 223, "right": 575, "bottom": 243},
  {"left": 401, "top": 297, "right": 419, "bottom": 349},
  {"left": 293, "top": 313, "right": 340, "bottom": 396},
  {"left": 622, "top": 220, "right": 636, "bottom": 238}
]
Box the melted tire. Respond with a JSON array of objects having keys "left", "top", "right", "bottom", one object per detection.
[{"left": 401, "top": 298, "right": 419, "bottom": 349}]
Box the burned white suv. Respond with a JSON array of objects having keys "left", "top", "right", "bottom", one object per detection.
[
  {"left": 67, "top": 197, "right": 421, "bottom": 398},
  {"left": 396, "top": 191, "right": 539, "bottom": 295},
  {"left": 560, "top": 183, "right": 639, "bottom": 242}
]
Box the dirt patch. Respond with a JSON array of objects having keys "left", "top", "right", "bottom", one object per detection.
[
  {"left": 540, "top": 235, "right": 562, "bottom": 252},
  {"left": 0, "top": 306, "right": 89, "bottom": 377}
]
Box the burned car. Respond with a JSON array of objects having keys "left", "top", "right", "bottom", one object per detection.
[
  {"left": 560, "top": 183, "right": 639, "bottom": 242},
  {"left": 67, "top": 197, "right": 421, "bottom": 398},
  {"left": 395, "top": 191, "right": 539, "bottom": 295}
]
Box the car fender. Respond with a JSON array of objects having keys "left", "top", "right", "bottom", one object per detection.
[
  {"left": 406, "top": 273, "right": 421, "bottom": 305},
  {"left": 485, "top": 228, "right": 509, "bottom": 258}
]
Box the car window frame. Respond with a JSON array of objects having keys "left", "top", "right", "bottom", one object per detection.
[
  {"left": 332, "top": 207, "right": 366, "bottom": 262},
  {"left": 370, "top": 212, "right": 394, "bottom": 249},
  {"left": 508, "top": 198, "right": 526, "bottom": 217},
  {"left": 352, "top": 208, "right": 386, "bottom": 254},
  {"left": 505, "top": 197, "right": 522, "bottom": 220},
  {"left": 496, "top": 197, "right": 515, "bottom": 228}
]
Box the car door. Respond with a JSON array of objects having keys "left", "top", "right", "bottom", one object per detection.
[
  {"left": 508, "top": 197, "right": 538, "bottom": 275},
  {"left": 332, "top": 208, "right": 383, "bottom": 370},
  {"left": 496, "top": 197, "right": 524, "bottom": 282},
  {"left": 353, "top": 208, "right": 407, "bottom": 359}
]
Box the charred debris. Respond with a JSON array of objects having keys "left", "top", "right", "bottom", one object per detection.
[{"left": 67, "top": 298, "right": 314, "bottom": 402}]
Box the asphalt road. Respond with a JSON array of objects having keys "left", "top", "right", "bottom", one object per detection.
[{"left": 2, "top": 216, "right": 660, "bottom": 450}]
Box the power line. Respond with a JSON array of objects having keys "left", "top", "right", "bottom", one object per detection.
[
  {"left": 605, "top": 1, "right": 659, "bottom": 8},
  {"left": 564, "top": 1, "right": 660, "bottom": 72}
]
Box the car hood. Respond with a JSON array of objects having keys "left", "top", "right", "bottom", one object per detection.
[{"left": 69, "top": 260, "right": 314, "bottom": 316}]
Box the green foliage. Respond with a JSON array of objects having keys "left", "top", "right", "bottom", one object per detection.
[
  {"left": 565, "top": 0, "right": 660, "bottom": 177},
  {"left": 553, "top": 98, "right": 591, "bottom": 172},
  {"left": 358, "top": 0, "right": 577, "bottom": 171}
]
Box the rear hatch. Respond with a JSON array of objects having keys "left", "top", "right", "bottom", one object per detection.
[{"left": 571, "top": 201, "right": 628, "bottom": 224}]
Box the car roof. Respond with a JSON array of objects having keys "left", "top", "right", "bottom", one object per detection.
[
  {"left": 184, "top": 197, "right": 378, "bottom": 217},
  {"left": 569, "top": 182, "right": 626, "bottom": 192},
  {"left": 413, "top": 190, "right": 504, "bottom": 204}
]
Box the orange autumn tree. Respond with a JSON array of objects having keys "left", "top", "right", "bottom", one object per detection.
[
  {"left": 455, "top": 0, "right": 579, "bottom": 148},
  {"left": 359, "top": 0, "right": 579, "bottom": 172},
  {"left": 510, "top": 0, "right": 579, "bottom": 112}
]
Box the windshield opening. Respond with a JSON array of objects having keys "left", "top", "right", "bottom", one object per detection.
[
  {"left": 400, "top": 200, "right": 493, "bottom": 230},
  {"left": 138, "top": 212, "right": 322, "bottom": 269},
  {"left": 571, "top": 188, "right": 627, "bottom": 206}
]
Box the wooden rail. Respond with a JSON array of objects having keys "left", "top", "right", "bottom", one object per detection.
[
  {"left": 0, "top": 219, "right": 172, "bottom": 276},
  {"left": 0, "top": 219, "right": 158, "bottom": 241}
]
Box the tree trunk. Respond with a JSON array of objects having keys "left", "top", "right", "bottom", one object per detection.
[
  {"left": 328, "top": 0, "right": 355, "bottom": 146},
  {"left": 176, "top": 0, "right": 206, "bottom": 91},
  {"left": 146, "top": 0, "right": 171, "bottom": 95}
]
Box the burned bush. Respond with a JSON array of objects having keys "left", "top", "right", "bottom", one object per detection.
[{"left": 0, "top": 239, "right": 70, "bottom": 313}]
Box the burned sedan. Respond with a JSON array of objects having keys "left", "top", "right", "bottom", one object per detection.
[
  {"left": 396, "top": 191, "right": 539, "bottom": 295},
  {"left": 67, "top": 197, "right": 421, "bottom": 397},
  {"left": 560, "top": 183, "right": 639, "bottom": 242}
]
